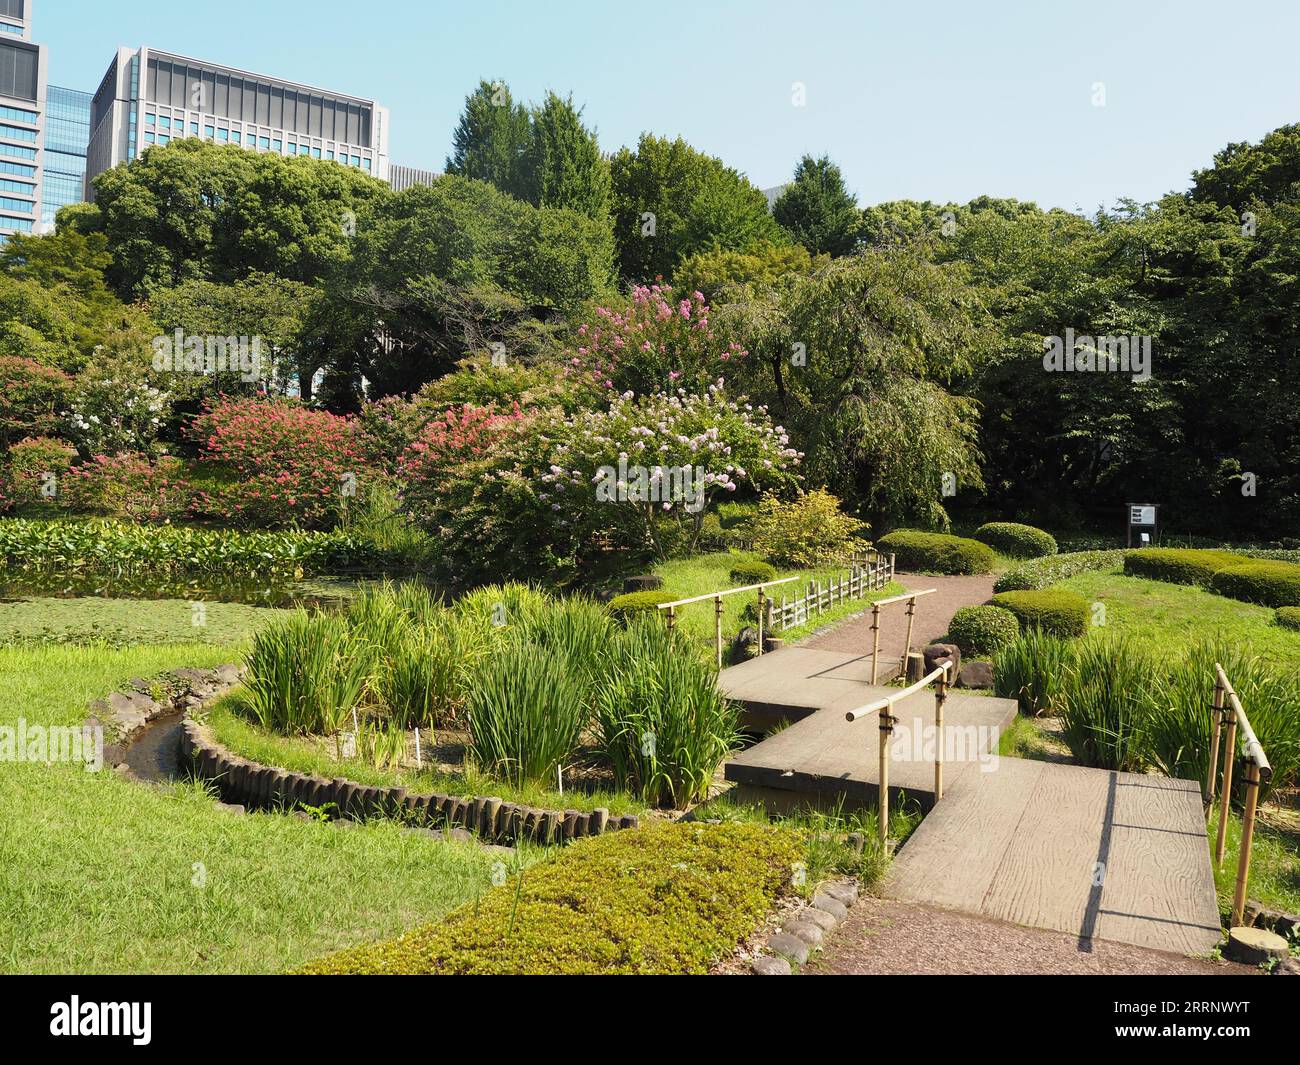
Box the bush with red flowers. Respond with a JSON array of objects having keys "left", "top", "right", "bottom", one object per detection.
[
  {"left": 0, "top": 436, "right": 76, "bottom": 513},
  {"left": 0, "top": 357, "right": 73, "bottom": 449},
  {"left": 61, "top": 453, "right": 191, "bottom": 523}
]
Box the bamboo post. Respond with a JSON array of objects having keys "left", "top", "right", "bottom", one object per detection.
[
  {"left": 756, "top": 587, "right": 766, "bottom": 657},
  {"left": 1205, "top": 679, "right": 1225, "bottom": 815},
  {"left": 870, "top": 603, "right": 882, "bottom": 684},
  {"left": 1214, "top": 712, "right": 1239, "bottom": 867},
  {"left": 878, "top": 708, "right": 894, "bottom": 846},
  {"left": 934, "top": 666, "right": 948, "bottom": 803},
  {"left": 714, "top": 595, "right": 724, "bottom": 671},
  {"left": 1231, "top": 762, "right": 1262, "bottom": 928},
  {"left": 903, "top": 596, "right": 918, "bottom": 669},
  {"left": 666, "top": 605, "right": 677, "bottom": 634}
]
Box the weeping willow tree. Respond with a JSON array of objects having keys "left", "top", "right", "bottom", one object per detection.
[{"left": 778, "top": 246, "right": 995, "bottom": 529}]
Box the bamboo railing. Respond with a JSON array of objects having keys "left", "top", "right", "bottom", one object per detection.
[
  {"left": 867, "top": 588, "right": 937, "bottom": 684},
  {"left": 656, "top": 577, "right": 800, "bottom": 669},
  {"left": 1206, "top": 663, "right": 1273, "bottom": 929},
  {"left": 845, "top": 659, "right": 953, "bottom": 845}
]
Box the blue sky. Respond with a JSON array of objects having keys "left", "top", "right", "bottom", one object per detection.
[{"left": 42, "top": 0, "right": 1300, "bottom": 213}]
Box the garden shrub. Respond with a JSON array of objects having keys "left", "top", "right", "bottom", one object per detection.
[
  {"left": 876, "top": 530, "right": 996, "bottom": 575},
  {"left": 728, "top": 560, "right": 777, "bottom": 585},
  {"left": 607, "top": 590, "right": 676, "bottom": 623},
  {"left": 64, "top": 356, "right": 171, "bottom": 458},
  {"left": 990, "top": 589, "right": 1090, "bottom": 638},
  {"left": 1123, "top": 547, "right": 1249, "bottom": 586},
  {"left": 973, "top": 522, "right": 1058, "bottom": 559},
  {"left": 1210, "top": 561, "right": 1300, "bottom": 608},
  {"left": 298, "top": 821, "right": 802, "bottom": 975},
  {"left": 191, "top": 396, "right": 368, "bottom": 529},
  {"left": 1275, "top": 607, "right": 1300, "bottom": 631},
  {"left": 2, "top": 436, "right": 74, "bottom": 508},
  {"left": 995, "top": 550, "right": 1126, "bottom": 592},
  {"left": 0, "top": 356, "right": 72, "bottom": 448},
  {"left": 751, "top": 489, "right": 869, "bottom": 567},
  {"left": 60, "top": 453, "right": 191, "bottom": 522},
  {"left": 947, "top": 605, "right": 1020, "bottom": 658},
  {"left": 594, "top": 621, "right": 739, "bottom": 807}
]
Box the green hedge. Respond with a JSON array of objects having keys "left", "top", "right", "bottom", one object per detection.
[
  {"left": 1276, "top": 607, "right": 1300, "bottom": 631},
  {"left": 995, "top": 550, "right": 1126, "bottom": 592},
  {"left": 877, "top": 530, "right": 996, "bottom": 575},
  {"left": 1123, "top": 548, "right": 1249, "bottom": 586},
  {"left": 729, "top": 560, "right": 777, "bottom": 586},
  {"left": 0, "top": 517, "right": 383, "bottom": 580},
  {"left": 299, "top": 822, "right": 803, "bottom": 975},
  {"left": 607, "top": 590, "right": 677, "bottom": 623},
  {"left": 947, "top": 605, "right": 1021, "bottom": 657},
  {"left": 974, "top": 522, "right": 1058, "bottom": 559},
  {"left": 990, "top": 589, "right": 1090, "bottom": 638},
  {"left": 1210, "top": 562, "right": 1300, "bottom": 608}
]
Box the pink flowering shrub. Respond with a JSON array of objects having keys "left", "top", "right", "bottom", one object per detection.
[
  {"left": 190, "top": 396, "right": 368, "bottom": 529},
  {"left": 399, "top": 403, "right": 527, "bottom": 521},
  {"left": 61, "top": 453, "right": 191, "bottom": 522},
  {"left": 563, "top": 284, "right": 748, "bottom": 398},
  {"left": 0, "top": 436, "right": 76, "bottom": 512}
]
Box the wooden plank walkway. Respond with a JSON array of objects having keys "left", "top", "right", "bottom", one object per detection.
[{"left": 719, "top": 647, "right": 1223, "bottom": 955}]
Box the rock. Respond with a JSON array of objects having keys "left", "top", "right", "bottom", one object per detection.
[
  {"left": 622, "top": 575, "right": 664, "bottom": 594},
  {"left": 1225, "top": 926, "right": 1289, "bottom": 965},
  {"left": 767, "top": 933, "right": 811, "bottom": 965},
  {"left": 957, "top": 660, "right": 995, "bottom": 690},
  {"left": 785, "top": 920, "right": 824, "bottom": 947},
  {"left": 821, "top": 881, "right": 859, "bottom": 908},
  {"left": 812, "top": 893, "right": 849, "bottom": 920},
  {"left": 752, "top": 956, "right": 792, "bottom": 976},
  {"left": 845, "top": 833, "right": 865, "bottom": 856},
  {"left": 923, "top": 643, "right": 961, "bottom": 684},
  {"left": 214, "top": 664, "right": 242, "bottom": 686},
  {"left": 763, "top": 638, "right": 786, "bottom": 653},
  {"left": 731, "top": 626, "right": 760, "bottom": 662},
  {"left": 799, "top": 907, "right": 838, "bottom": 932},
  {"left": 1245, "top": 901, "right": 1299, "bottom": 938},
  {"left": 215, "top": 803, "right": 245, "bottom": 816},
  {"left": 1273, "top": 957, "right": 1300, "bottom": 976},
  {"left": 445, "top": 827, "right": 476, "bottom": 845}
]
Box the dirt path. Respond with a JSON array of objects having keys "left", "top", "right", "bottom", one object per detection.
[
  {"left": 803, "top": 573, "right": 996, "bottom": 669},
  {"left": 805, "top": 897, "right": 1249, "bottom": 976}
]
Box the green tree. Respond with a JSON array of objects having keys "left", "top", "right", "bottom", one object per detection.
[
  {"left": 445, "top": 79, "right": 532, "bottom": 201},
  {"left": 520, "top": 92, "right": 612, "bottom": 222},
  {"left": 772, "top": 154, "right": 860, "bottom": 256},
  {"left": 610, "top": 133, "right": 782, "bottom": 283}
]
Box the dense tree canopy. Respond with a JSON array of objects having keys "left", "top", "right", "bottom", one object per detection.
[{"left": 773, "top": 154, "right": 860, "bottom": 257}]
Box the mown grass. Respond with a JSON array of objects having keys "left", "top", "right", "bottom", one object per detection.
[
  {"left": 1057, "top": 570, "right": 1300, "bottom": 669},
  {"left": 1208, "top": 807, "right": 1300, "bottom": 918},
  {"left": 206, "top": 693, "right": 648, "bottom": 817},
  {"left": 0, "top": 596, "right": 289, "bottom": 647},
  {"left": 653, "top": 550, "right": 904, "bottom": 650},
  {"left": 0, "top": 644, "right": 508, "bottom": 974}
]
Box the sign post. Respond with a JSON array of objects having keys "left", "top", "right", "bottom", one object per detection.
[{"left": 1127, "top": 503, "right": 1160, "bottom": 547}]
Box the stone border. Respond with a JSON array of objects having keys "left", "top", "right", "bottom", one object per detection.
[
  {"left": 93, "top": 666, "right": 640, "bottom": 847},
  {"left": 751, "top": 880, "right": 861, "bottom": 974}
]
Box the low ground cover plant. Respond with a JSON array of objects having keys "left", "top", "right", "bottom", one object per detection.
[
  {"left": 876, "top": 530, "right": 996, "bottom": 574},
  {"left": 974, "top": 522, "right": 1058, "bottom": 559},
  {"left": 946, "top": 605, "right": 1020, "bottom": 657},
  {"left": 299, "top": 821, "right": 802, "bottom": 975},
  {"left": 1210, "top": 561, "right": 1300, "bottom": 608},
  {"left": 990, "top": 589, "right": 1090, "bottom": 638},
  {"left": 995, "top": 549, "right": 1126, "bottom": 592}
]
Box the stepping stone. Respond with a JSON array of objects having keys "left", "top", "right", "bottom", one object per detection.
[
  {"left": 767, "top": 932, "right": 811, "bottom": 965},
  {"left": 752, "top": 956, "right": 791, "bottom": 976},
  {"left": 812, "top": 893, "right": 848, "bottom": 920},
  {"left": 1225, "top": 926, "right": 1289, "bottom": 965}
]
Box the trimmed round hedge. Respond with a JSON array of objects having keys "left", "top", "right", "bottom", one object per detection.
[
  {"left": 974, "top": 522, "right": 1058, "bottom": 559},
  {"left": 1275, "top": 607, "right": 1300, "bottom": 631},
  {"left": 607, "top": 590, "right": 676, "bottom": 623},
  {"left": 990, "top": 589, "right": 1090, "bottom": 638},
  {"left": 729, "top": 560, "right": 777, "bottom": 586},
  {"left": 1210, "top": 561, "right": 1300, "bottom": 608},
  {"left": 1123, "top": 548, "right": 1248, "bottom": 586},
  {"left": 876, "top": 530, "right": 996, "bottom": 575},
  {"left": 947, "top": 605, "right": 1021, "bottom": 657}
]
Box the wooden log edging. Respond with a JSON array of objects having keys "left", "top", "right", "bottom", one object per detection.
[{"left": 178, "top": 719, "right": 639, "bottom": 846}]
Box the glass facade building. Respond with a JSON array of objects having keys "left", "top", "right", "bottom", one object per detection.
[
  {"left": 0, "top": 0, "right": 41, "bottom": 239},
  {"left": 40, "top": 84, "right": 88, "bottom": 226}
]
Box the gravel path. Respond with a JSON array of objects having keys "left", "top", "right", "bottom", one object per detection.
[
  {"left": 803, "top": 573, "right": 997, "bottom": 671},
  {"left": 805, "top": 897, "right": 1250, "bottom": 976}
]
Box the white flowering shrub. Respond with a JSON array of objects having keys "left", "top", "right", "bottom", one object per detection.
[{"left": 65, "top": 362, "right": 170, "bottom": 457}]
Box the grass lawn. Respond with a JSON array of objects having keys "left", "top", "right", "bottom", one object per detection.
[
  {"left": 654, "top": 550, "right": 904, "bottom": 651},
  {"left": 1209, "top": 807, "right": 1300, "bottom": 918},
  {"left": 0, "top": 643, "right": 510, "bottom": 974},
  {"left": 0, "top": 596, "right": 290, "bottom": 647},
  {"left": 1057, "top": 569, "right": 1300, "bottom": 668},
  {"left": 206, "top": 693, "right": 648, "bottom": 817}
]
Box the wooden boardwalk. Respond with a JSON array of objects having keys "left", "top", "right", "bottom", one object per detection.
[{"left": 720, "top": 647, "right": 1223, "bottom": 955}]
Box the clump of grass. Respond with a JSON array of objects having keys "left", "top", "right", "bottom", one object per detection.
[
  {"left": 993, "top": 628, "right": 1074, "bottom": 716},
  {"left": 1055, "top": 635, "right": 1155, "bottom": 772}
]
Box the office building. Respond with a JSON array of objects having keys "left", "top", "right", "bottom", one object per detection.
[
  {"left": 86, "top": 46, "right": 390, "bottom": 195},
  {"left": 389, "top": 163, "right": 438, "bottom": 192},
  {"left": 41, "top": 83, "right": 88, "bottom": 226},
  {"left": 0, "top": 0, "right": 47, "bottom": 237}
]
